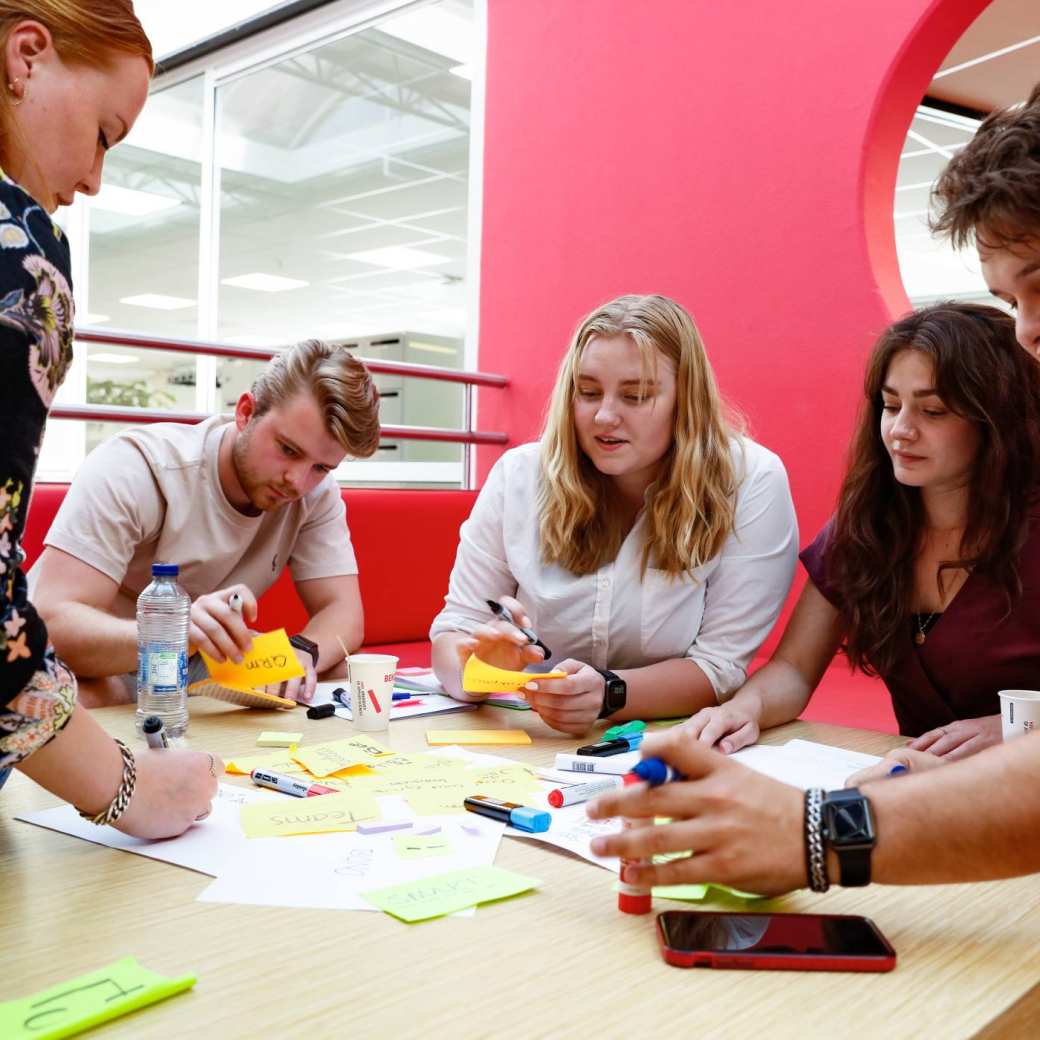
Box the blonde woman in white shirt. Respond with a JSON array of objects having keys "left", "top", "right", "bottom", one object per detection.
[{"left": 430, "top": 294, "right": 798, "bottom": 735}]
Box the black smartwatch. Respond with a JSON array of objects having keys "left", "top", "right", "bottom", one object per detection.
[
  {"left": 594, "top": 668, "right": 627, "bottom": 719},
  {"left": 289, "top": 633, "right": 320, "bottom": 669},
  {"left": 820, "top": 787, "right": 876, "bottom": 887}
]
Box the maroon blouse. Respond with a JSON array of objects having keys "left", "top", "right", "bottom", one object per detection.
[{"left": 800, "top": 516, "right": 1040, "bottom": 737}]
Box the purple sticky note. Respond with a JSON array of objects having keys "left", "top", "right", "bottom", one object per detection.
[
  {"left": 357, "top": 820, "right": 413, "bottom": 835},
  {"left": 460, "top": 824, "right": 481, "bottom": 837},
  {"left": 413, "top": 824, "right": 442, "bottom": 836}
]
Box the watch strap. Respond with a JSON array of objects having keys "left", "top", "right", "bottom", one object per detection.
[
  {"left": 822, "top": 787, "right": 875, "bottom": 887},
  {"left": 594, "top": 667, "right": 626, "bottom": 719},
  {"left": 289, "top": 634, "right": 319, "bottom": 669}
]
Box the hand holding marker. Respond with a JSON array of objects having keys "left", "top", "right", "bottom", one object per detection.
[{"left": 486, "top": 599, "right": 552, "bottom": 661}]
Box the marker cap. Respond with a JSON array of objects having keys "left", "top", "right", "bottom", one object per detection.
[
  {"left": 509, "top": 806, "right": 551, "bottom": 832},
  {"left": 617, "top": 888, "right": 653, "bottom": 914}
]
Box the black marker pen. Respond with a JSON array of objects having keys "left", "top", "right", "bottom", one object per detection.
[
  {"left": 143, "top": 715, "right": 169, "bottom": 749},
  {"left": 486, "top": 599, "right": 551, "bottom": 660}
]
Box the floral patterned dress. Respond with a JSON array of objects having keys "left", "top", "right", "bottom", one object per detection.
[{"left": 0, "top": 172, "right": 77, "bottom": 772}]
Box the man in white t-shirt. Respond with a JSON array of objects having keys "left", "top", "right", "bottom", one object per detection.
[{"left": 31, "top": 339, "right": 381, "bottom": 706}]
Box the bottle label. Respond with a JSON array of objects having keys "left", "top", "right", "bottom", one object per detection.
[{"left": 141, "top": 649, "right": 188, "bottom": 692}]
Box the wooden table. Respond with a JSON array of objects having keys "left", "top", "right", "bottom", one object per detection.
[{"left": 2, "top": 702, "right": 1038, "bottom": 1040}]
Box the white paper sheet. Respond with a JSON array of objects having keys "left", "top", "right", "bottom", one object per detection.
[
  {"left": 16, "top": 783, "right": 274, "bottom": 876},
  {"left": 731, "top": 738, "right": 880, "bottom": 790},
  {"left": 197, "top": 810, "right": 505, "bottom": 911}
]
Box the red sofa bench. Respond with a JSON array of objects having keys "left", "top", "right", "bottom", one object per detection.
[{"left": 23, "top": 483, "right": 478, "bottom": 669}]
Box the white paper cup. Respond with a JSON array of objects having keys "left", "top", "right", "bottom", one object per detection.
[
  {"left": 347, "top": 654, "right": 398, "bottom": 732},
  {"left": 998, "top": 689, "right": 1040, "bottom": 741}
]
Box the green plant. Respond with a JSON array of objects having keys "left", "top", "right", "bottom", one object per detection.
[{"left": 86, "top": 378, "right": 175, "bottom": 409}]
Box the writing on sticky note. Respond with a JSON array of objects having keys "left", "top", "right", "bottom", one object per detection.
[
  {"left": 0, "top": 956, "right": 195, "bottom": 1040},
  {"left": 426, "top": 730, "right": 532, "bottom": 746},
  {"left": 361, "top": 865, "right": 540, "bottom": 922},
  {"left": 462, "top": 655, "right": 566, "bottom": 693},
  {"left": 292, "top": 736, "right": 393, "bottom": 777},
  {"left": 239, "top": 789, "right": 378, "bottom": 837},
  {"left": 394, "top": 833, "right": 454, "bottom": 859},
  {"left": 201, "top": 628, "right": 304, "bottom": 689}
]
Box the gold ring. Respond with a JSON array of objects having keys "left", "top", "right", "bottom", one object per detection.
[
  {"left": 195, "top": 807, "right": 212, "bottom": 821},
  {"left": 207, "top": 753, "right": 220, "bottom": 778}
]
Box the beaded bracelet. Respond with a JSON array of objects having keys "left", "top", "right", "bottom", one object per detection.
[
  {"left": 77, "top": 739, "right": 137, "bottom": 826},
  {"left": 804, "top": 787, "right": 830, "bottom": 892}
]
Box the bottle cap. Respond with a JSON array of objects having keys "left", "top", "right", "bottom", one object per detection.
[{"left": 151, "top": 562, "right": 179, "bottom": 577}]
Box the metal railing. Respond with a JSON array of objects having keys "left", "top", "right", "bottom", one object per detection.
[{"left": 54, "top": 328, "right": 511, "bottom": 486}]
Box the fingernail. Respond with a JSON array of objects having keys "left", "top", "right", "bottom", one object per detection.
[{"left": 524, "top": 682, "right": 538, "bottom": 691}]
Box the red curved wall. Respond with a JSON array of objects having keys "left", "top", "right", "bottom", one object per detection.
[{"left": 476, "top": 0, "right": 990, "bottom": 643}]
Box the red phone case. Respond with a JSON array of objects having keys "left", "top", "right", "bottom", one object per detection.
[{"left": 656, "top": 911, "right": 896, "bottom": 973}]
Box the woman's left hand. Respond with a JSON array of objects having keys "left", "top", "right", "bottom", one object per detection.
[
  {"left": 524, "top": 659, "right": 604, "bottom": 736},
  {"left": 908, "top": 714, "right": 1003, "bottom": 760}
]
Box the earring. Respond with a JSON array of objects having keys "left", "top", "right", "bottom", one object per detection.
[{"left": 7, "top": 77, "right": 23, "bottom": 106}]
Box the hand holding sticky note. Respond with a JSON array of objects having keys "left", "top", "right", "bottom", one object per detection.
[
  {"left": 462, "top": 654, "right": 566, "bottom": 694},
  {"left": 201, "top": 628, "right": 304, "bottom": 689}
]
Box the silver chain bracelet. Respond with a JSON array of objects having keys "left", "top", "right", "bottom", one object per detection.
[
  {"left": 77, "top": 738, "right": 137, "bottom": 827},
  {"left": 804, "top": 787, "right": 830, "bottom": 892}
]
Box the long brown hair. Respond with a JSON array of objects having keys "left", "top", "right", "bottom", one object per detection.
[
  {"left": 539, "top": 294, "right": 740, "bottom": 576},
  {"left": 827, "top": 302, "right": 1040, "bottom": 674}
]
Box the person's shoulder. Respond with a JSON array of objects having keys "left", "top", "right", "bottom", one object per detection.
[
  {"left": 729, "top": 434, "right": 788, "bottom": 490},
  {"left": 116, "top": 415, "right": 221, "bottom": 472}
]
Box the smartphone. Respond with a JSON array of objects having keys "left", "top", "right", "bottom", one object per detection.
[{"left": 656, "top": 910, "right": 896, "bottom": 972}]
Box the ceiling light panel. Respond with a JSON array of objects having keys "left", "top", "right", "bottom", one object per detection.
[
  {"left": 120, "top": 293, "right": 197, "bottom": 310},
  {"left": 91, "top": 183, "right": 182, "bottom": 216},
  {"left": 346, "top": 246, "right": 452, "bottom": 269},
  {"left": 221, "top": 273, "right": 310, "bottom": 292}
]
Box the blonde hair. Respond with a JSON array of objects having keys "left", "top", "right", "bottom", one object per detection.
[
  {"left": 251, "top": 339, "right": 381, "bottom": 459},
  {"left": 539, "top": 294, "right": 740, "bottom": 576}
]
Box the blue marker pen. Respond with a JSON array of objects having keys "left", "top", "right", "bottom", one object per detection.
[
  {"left": 332, "top": 687, "right": 415, "bottom": 705},
  {"left": 464, "top": 795, "right": 551, "bottom": 833},
  {"left": 629, "top": 756, "right": 686, "bottom": 786}
]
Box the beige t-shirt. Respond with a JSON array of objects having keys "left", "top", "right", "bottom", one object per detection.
[{"left": 34, "top": 416, "right": 357, "bottom": 620}]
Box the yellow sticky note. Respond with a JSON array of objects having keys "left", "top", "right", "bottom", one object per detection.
[
  {"left": 462, "top": 654, "right": 566, "bottom": 693},
  {"left": 0, "top": 956, "right": 195, "bottom": 1040},
  {"left": 426, "top": 729, "right": 532, "bottom": 746},
  {"left": 201, "top": 628, "right": 305, "bottom": 689},
  {"left": 224, "top": 750, "right": 308, "bottom": 776},
  {"left": 239, "top": 789, "right": 379, "bottom": 837},
  {"left": 257, "top": 731, "right": 303, "bottom": 748},
  {"left": 291, "top": 736, "right": 393, "bottom": 777}
]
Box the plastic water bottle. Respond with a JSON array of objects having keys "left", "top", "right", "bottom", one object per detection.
[{"left": 136, "top": 562, "right": 191, "bottom": 737}]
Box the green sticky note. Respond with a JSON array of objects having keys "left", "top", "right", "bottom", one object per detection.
[
  {"left": 0, "top": 956, "right": 195, "bottom": 1040},
  {"left": 652, "top": 883, "right": 710, "bottom": 900},
  {"left": 394, "top": 833, "right": 455, "bottom": 859},
  {"left": 362, "top": 865, "right": 540, "bottom": 922}
]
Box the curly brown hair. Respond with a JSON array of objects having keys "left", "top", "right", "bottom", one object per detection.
[
  {"left": 825, "top": 302, "right": 1040, "bottom": 675},
  {"left": 931, "top": 83, "right": 1040, "bottom": 250}
]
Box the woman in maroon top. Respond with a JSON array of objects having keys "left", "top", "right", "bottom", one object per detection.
[{"left": 683, "top": 301, "right": 1040, "bottom": 761}]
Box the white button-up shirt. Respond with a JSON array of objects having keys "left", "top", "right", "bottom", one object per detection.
[{"left": 430, "top": 438, "right": 798, "bottom": 701}]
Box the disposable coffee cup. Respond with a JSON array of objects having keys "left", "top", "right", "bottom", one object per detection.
[
  {"left": 347, "top": 654, "right": 398, "bottom": 732},
  {"left": 998, "top": 689, "right": 1040, "bottom": 742}
]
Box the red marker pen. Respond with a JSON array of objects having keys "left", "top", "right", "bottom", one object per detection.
[
  {"left": 618, "top": 815, "right": 653, "bottom": 914},
  {"left": 547, "top": 773, "right": 639, "bottom": 808}
]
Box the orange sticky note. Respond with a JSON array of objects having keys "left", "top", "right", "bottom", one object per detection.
[
  {"left": 200, "top": 628, "right": 305, "bottom": 689},
  {"left": 426, "top": 730, "right": 532, "bottom": 746},
  {"left": 462, "top": 655, "right": 566, "bottom": 694}
]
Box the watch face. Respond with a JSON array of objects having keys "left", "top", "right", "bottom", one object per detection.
[
  {"left": 605, "top": 678, "right": 626, "bottom": 708},
  {"left": 827, "top": 800, "right": 874, "bottom": 844}
]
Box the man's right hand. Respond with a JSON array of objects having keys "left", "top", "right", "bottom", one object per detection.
[
  {"left": 189, "top": 584, "right": 257, "bottom": 663},
  {"left": 114, "top": 747, "right": 224, "bottom": 840},
  {"left": 681, "top": 700, "right": 762, "bottom": 754}
]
